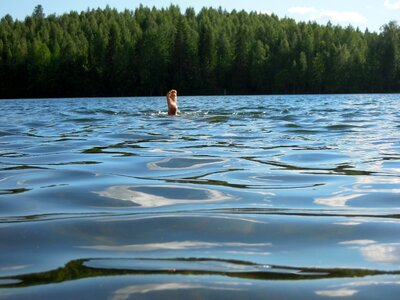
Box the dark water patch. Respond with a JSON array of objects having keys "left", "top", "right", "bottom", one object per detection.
[
  {"left": 293, "top": 146, "right": 333, "bottom": 151},
  {"left": 205, "top": 207, "right": 400, "bottom": 218},
  {"left": 66, "top": 117, "right": 105, "bottom": 123},
  {"left": 203, "top": 116, "right": 229, "bottom": 123},
  {"left": 165, "top": 173, "right": 327, "bottom": 190},
  {"left": 333, "top": 165, "right": 376, "bottom": 176},
  {"left": 0, "top": 152, "right": 101, "bottom": 166},
  {"left": 82, "top": 146, "right": 137, "bottom": 157},
  {"left": 242, "top": 157, "right": 375, "bottom": 175},
  {"left": 271, "top": 114, "right": 299, "bottom": 122},
  {"left": 103, "top": 133, "right": 163, "bottom": 142},
  {"left": 137, "top": 167, "right": 251, "bottom": 189},
  {"left": 51, "top": 138, "right": 86, "bottom": 142},
  {"left": 96, "top": 109, "right": 118, "bottom": 115},
  {"left": 48, "top": 161, "right": 101, "bottom": 166},
  {"left": 23, "top": 122, "right": 47, "bottom": 128},
  {"left": 0, "top": 212, "right": 115, "bottom": 224},
  {"left": 0, "top": 131, "right": 16, "bottom": 137},
  {"left": 380, "top": 155, "right": 400, "bottom": 161},
  {"left": 181, "top": 141, "right": 249, "bottom": 149},
  {"left": 165, "top": 178, "right": 249, "bottom": 189},
  {"left": 0, "top": 165, "right": 48, "bottom": 171},
  {"left": 286, "top": 129, "right": 322, "bottom": 135},
  {"left": 261, "top": 145, "right": 299, "bottom": 150},
  {"left": 180, "top": 136, "right": 200, "bottom": 142},
  {"left": 83, "top": 146, "right": 110, "bottom": 154},
  {"left": 326, "top": 124, "right": 361, "bottom": 131},
  {"left": 0, "top": 188, "right": 31, "bottom": 195},
  {"left": 284, "top": 123, "right": 301, "bottom": 128},
  {"left": 0, "top": 152, "right": 28, "bottom": 158},
  {"left": 26, "top": 132, "right": 55, "bottom": 140}
]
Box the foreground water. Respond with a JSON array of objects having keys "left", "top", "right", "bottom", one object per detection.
[{"left": 0, "top": 94, "right": 399, "bottom": 299}]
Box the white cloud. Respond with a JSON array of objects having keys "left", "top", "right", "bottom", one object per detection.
[
  {"left": 384, "top": 0, "right": 400, "bottom": 10},
  {"left": 288, "top": 6, "right": 368, "bottom": 24}
]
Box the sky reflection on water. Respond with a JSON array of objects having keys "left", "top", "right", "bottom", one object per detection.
[{"left": 0, "top": 94, "right": 400, "bottom": 298}]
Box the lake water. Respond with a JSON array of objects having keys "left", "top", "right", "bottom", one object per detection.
[{"left": 0, "top": 94, "right": 400, "bottom": 299}]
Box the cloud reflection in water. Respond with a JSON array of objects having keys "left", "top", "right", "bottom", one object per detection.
[
  {"left": 340, "top": 239, "right": 400, "bottom": 264},
  {"left": 361, "top": 243, "right": 400, "bottom": 264},
  {"left": 314, "top": 193, "right": 364, "bottom": 207},
  {"left": 315, "top": 279, "right": 400, "bottom": 298},
  {"left": 112, "top": 282, "right": 243, "bottom": 300},
  {"left": 81, "top": 240, "right": 272, "bottom": 252},
  {"left": 315, "top": 288, "right": 358, "bottom": 297},
  {"left": 147, "top": 157, "right": 228, "bottom": 170},
  {"left": 96, "top": 184, "right": 232, "bottom": 207},
  {"left": 314, "top": 174, "right": 400, "bottom": 208}
]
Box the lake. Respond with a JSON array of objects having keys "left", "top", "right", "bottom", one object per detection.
[{"left": 0, "top": 94, "right": 400, "bottom": 299}]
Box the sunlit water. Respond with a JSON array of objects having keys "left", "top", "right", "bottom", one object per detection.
[{"left": 1, "top": 94, "right": 400, "bottom": 299}]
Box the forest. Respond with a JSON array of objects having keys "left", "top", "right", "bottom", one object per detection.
[{"left": 0, "top": 5, "right": 399, "bottom": 98}]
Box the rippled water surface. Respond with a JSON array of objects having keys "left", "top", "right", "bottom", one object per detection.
[{"left": 1, "top": 94, "right": 400, "bottom": 299}]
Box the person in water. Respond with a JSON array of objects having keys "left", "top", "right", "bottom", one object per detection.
[{"left": 166, "top": 89, "right": 178, "bottom": 115}]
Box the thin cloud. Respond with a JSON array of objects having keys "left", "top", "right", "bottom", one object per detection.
[
  {"left": 288, "top": 6, "right": 368, "bottom": 24},
  {"left": 384, "top": 0, "right": 400, "bottom": 10}
]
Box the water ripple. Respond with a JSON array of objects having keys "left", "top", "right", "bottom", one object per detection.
[{"left": 1, "top": 94, "right": 400, "bottom": 298}]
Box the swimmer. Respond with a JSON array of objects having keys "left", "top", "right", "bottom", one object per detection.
[{"left": 166, "top": 89, "right": 178, "bottom": 115}]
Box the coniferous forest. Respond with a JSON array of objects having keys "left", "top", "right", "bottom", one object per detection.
[{"left": 0, "top": 5, "right": 399, "bottom": 98}]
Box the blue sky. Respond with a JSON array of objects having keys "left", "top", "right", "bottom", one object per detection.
[{"left": 1, "top": 0, "right": 399, "bottom": 32}]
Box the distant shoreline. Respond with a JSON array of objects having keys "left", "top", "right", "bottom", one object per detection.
[
  {"left": 1, "top": 6, "right": 399, "bottom": 98},
  {"left": 1, "top": 91, "right": 400, "bottom": 101}
]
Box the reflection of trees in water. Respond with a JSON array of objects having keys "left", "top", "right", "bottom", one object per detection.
[{"left": 2, "top": 257, "right": 398, "bottom": 289}]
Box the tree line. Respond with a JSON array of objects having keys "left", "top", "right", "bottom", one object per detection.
[{"left": 0, "top": 5, "right": 399, "bottom": 98}]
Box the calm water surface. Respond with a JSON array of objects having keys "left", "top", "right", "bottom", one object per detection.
[{"left": 0, "top": 94, "right": 400, "bottom": 299}]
